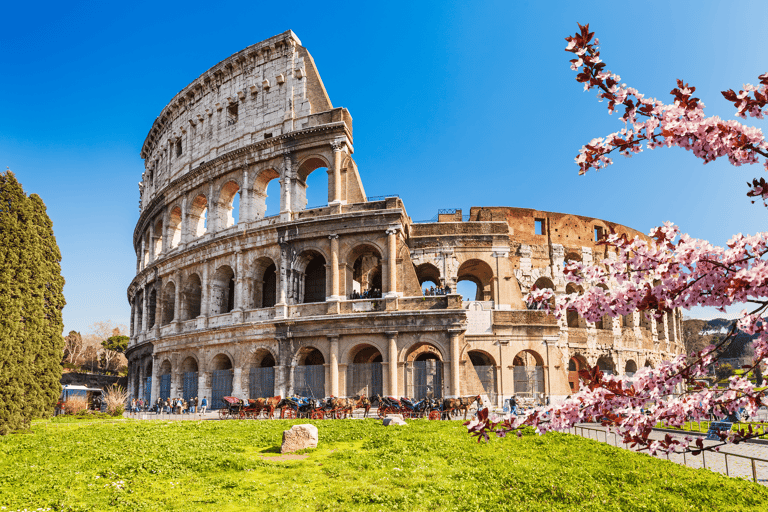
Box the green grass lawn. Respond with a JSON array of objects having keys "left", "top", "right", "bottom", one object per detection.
[{"left": 2, "top": 418, "right": 767, "bottom": 511}]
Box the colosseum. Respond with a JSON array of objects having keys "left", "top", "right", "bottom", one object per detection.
[{"left": 126, "top": 30, "right": 685, "bottom": 410}]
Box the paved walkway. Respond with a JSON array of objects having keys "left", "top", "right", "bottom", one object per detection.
[{"left": 572, "top": 423, "right": 768, "bottom": 485}]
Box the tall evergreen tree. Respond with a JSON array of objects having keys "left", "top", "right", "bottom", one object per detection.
[{"left": 0, "top": 170, "right": 65, "bottom": 434}]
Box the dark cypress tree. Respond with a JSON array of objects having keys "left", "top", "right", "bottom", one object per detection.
[{"left": 0, "top": 170, "right": 65, "bottom": 434}]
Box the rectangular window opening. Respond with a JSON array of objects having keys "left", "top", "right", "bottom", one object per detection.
[
  {"left": 535, "top": 218, "right": 545, "bottom": 236},
  {"left": 227, "top": 103, "right": 239, "bottom": 125},
  {"left": 594, "top": 226, "right": 604, "bottom": 242},
  {"left": 175, "top": 139, "right": 182, "bottom": 157},
  {"left": 264, "top": 132, "right": 272, "bottom": 139}
]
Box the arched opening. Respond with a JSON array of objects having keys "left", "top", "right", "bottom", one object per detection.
[
  {"left": 168, "top": 206, "right": 182, "bottom": 249},
  {"left": 144, "top": 361, "right": 152, "bottom": 401},
  {"left": 159, "top": 360, "right": 172, "bottom": 401},
  {"left": 181, "top": 356, "right": 198, "bottom": 403},
  {"left": 142, "top": 231, "right": 150, "bottom": 269},
  {"left": 189, "top": 194, "right": 208, "bottom": 237},
  {"left": 182, "top": 273, "right": 202, "bottom": 320},
  {"left": 415, "top": 263, "right": 442, "bottom": 296},
  {"left": 565, "top": 283, "right": 583, "bottom": 328},
  {"left": 252, "top": 257, "right": 277, "bottom": 309},
  {"left": 530, "top": 277, "right": 555, "bottom": 310},
  {"left": 147, "top": 289, "right": 157, "bottom": 329},
  {"left": 513, "top": 350, "right": 545, "bottom": 403},
  {"left": 297, "top": 157, "right": 330, "bottom": 210},
  {"left": 596, "top": 284, "right": 612, "bottom": 330},
  {"left": 300, "top": 252, "right": 326, "bottom": 303},
  {"left": 457, "top": 259, "right": 494, "bottom": 302},
  {"left": 210, "top": 354, "right": 233, "bottom": 409},
  {"left": 347, "top": 344, "right": 383, "bottom": 397},
  {"left": 161, "top": 282, "right": 175, "bottom": 325},
  {"left": 249, "top": 348, "right": 276, "bottom": 398},
  {"left": 625, "top": 359, "right": 638, "bottom": 377},
  {"left": 597, "top": 356, "right": 615, "bottom": 375},
  {"left": 468, "top": 350, "right": 497, "bottom": 404},
  {"left": 568, "top": 355, "right": 588, "bottom": 392},
  {"left": 644, "top": 359, "right": 654, "bottom": 369},
  {"left": 406, "top": 343, "right": 443, "bottom": 400},
  {"left": 347, "top": 245, "right": 383, "bottom": 299},
  {"left": 294, "top": 347, "right": 325, "bottom": 398},
  {"left": 252, "top": 168, "right": 281, "bottom": 218},
  {"left": 217, "top": 181, "right": 240, "bottom": 229},
  {"left": 153, "top": 219, "right": 163, "bottom": 258},
  {"left": 210, "top": 265, "right": 236, "bottom": 315}
]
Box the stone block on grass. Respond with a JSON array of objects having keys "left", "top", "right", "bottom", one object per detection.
[
  {"left": 383, "top": 417, "right": 407, "bottom": 426},
  {"left": 281, "top": 424, "right": 319, "bottom": 453}
]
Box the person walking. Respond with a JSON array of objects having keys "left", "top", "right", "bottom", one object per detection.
[{"left": 201, "top": 396, "right": 208, "bottom": 414}]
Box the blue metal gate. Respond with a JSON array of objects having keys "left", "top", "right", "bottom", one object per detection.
[
  {"left": 413, "top": 360, "right": 443, "bottom": 399},
  {"left": 159, "top": 374, "right": 171, "bottom": 400},
  {"left": 183, "top": 371, "right": 198, "bottom": 402},
  {"left": 249, "top": 367, "right": 275, "bottom": 398},
  {"left": 211, "top": 369, "right": 233, "bottom": 409},
  {"left": 474, "top": 365, "right": 497, "bottom": 404},
  {"left": 144, "top": 376, "right": 151, "bottom": 402},
  {"left": 294, "top": 365, "right": 324, "bottom": 398},
  {"left": 347, "top": 363, "right": 383, "bottom": 397}
]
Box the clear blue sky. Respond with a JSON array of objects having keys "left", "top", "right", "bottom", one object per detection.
[{"left": 3, "top": 0, "right": 767, "bottom": 333}]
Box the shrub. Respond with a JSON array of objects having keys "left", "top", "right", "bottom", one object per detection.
[
  {"left": 61, "top": 397, "right": 87, "bottom": 415},
  {"left": 102, "top": 385, "right": 128, "bottom": 416}
]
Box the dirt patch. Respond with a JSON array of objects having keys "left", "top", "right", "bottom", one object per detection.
[{"left": 258, "top": 453, "right": 308, "bottom": 462}]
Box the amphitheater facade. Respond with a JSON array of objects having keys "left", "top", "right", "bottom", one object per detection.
[{"left": 126, "top": 30, "right": 685, "bottom": 409}]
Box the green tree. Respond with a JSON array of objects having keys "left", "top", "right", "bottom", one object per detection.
[
  {"left": 101, "top": 335, "right": 128, "bottom": 354},
  {"left": 0, "top": 170, "right": 65, "bottom": 434}
]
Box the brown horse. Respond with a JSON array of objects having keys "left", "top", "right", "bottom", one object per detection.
[
  {"left": 253, "top": 396, "right": 281, "bottom": 419},
  {"left": 458, "top": 395, "right": 482, "bottom": 420},
  {"left": 353, "top": 395, "right": 372, "bottom": 418},
  {"left": 330, "top": 397, "right": 356, "bottom": 418}
]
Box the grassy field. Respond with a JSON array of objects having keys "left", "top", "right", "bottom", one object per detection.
[{"left": 1, "top": 418, "right": 767, "bottom": 511}]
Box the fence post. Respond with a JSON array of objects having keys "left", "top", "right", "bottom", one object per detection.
[
  {"left": 683, "top": 451, "right": 686, "bottom": 466},
  {"left": 702, "top": 450, "right": 706, "bottom": 469},
  {"left": 753, "top": 458, "right": 758, "bottom": 483},
  {"left": 724, "top": 454, "right": 729, "bottom": 477}
]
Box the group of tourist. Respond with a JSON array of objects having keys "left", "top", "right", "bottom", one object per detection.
[
  {"left": 423, "top": 285, "right": 451, "bottom": 296},
  {"left": 348, "top": 288, "right": 382, "bottom": 300},
  {"left": 128, "top": 396, "right": 209, "bottom": 414}
]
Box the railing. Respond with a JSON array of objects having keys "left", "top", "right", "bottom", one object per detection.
[
  {"left": 365, "top": 194, "right": 399, "bottom": 201},
  {"left": 571, "top": 424, "right": 767, "bottom": 484}
]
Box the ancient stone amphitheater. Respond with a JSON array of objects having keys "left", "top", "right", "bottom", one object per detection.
[{"left": 126, "top": 30, "right": 684, "bottom": 410}]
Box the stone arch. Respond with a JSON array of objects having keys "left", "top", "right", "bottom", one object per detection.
[
  {"left": 146, "top": 287, "right": 157, "bottom": 329},
  {"left": 153, "top": 218, "right": 163, "bottom": 258},
  {"left": 189, "top": 194, "right": 208, "bottom": 237},
  {"left": 568, "top": 354, "right": 588, "bottom": 392},
  {"left": 553, "top": 214, "right": 588, "bottom": 242},
  {"left": 405, "top": 342, "right": 445, "bottom": 362},
  {"left": 159, "top": 359, "right": 172, "bottom": 375},
  {"left": 565, "top": 283, "right": 584, "bottom": 327},
  {"left": 296, "top": 155, "right": 331, "bottom": 210},
  {"left": 644, "top": 359, "right": 654, "bottom": 369},
  {"left": 296, "top": 250, "right": 326, "bottom": 303},
  {"left": 252, "top": 167, "right": 281, "bottom": 218},
  {"left": 180, "top": 356, "right": 198, "bottom": 373},
  {"left": 595, "top": 284, "right": 612, "bottom": 330},
  {"left": 346, "top": 343, "right": 384, "bottom": 397},
  {"left": 180, "top": 355, "right": 199, "bottom": 402},
  {"left": 346, "top": 343, "right": 385, "bottom": 364},
  {"left": 467, "top": 350, "right": 496, "bottom": 367},
  {"left": 210, "top": 265, "right": 235, "bottom": 315},
  {"left": 209, "top": 353, "right": 233, "bottom": 409},
  {"left": 168, "top": 206, "right": 182, "bottom": 249},
  {"left": 252, "top": 347, "right": 277, "bottom": 367},
  {"left": 295, "top": 346, "right": 325, "bottom": 366},
  {"left": 345, "top": 243, "right": 383, "bottom": 297},
  {"left": 217, "top": 180, "right": 240, "bottom": 229},
  {"left": 248, "top": 347, "right": 277, "bottom": 399},
  {"left": 293, "top": 345, "right": 325, "bottom": 398},
  {"left": 457, "top": 259, "right": 495, "bottom": 301},
  {"left": 597, "top": 355, "right": 615, "bottom": 375},
  {"left": 182, "top": 273, "right": 202, "bottom": 320},
  {"left": 211, "top": 353, "right": 233, "bottom": 371},
  {"left": 625, "top": 359, "right": 638, "bottom": 375},
  {"left": 252, "top": 256, "right": 277, "bottom": 309},
  {"left": 415, "top": 262, "right": 441, "bottom": 293},
  {"left": 513, "top": 349, "right": 545, "bottom": 400},
  {"left": 531, "top": 276, "right": 556, "bottom": 310},
  {"left": 161, "top": 281, "right": 176, "bottom": 325}
]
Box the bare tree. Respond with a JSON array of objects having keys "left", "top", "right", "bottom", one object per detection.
[
  {"left": 81, "top": 321, "right": 129, "bottom": 372},
  {"left": 63, "top": 330, "right": 84, "bottom": 366}
]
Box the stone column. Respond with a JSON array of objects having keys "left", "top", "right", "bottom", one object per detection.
[
  {"left": 232, "top": 367, "right": 244, "bottom": 398},
  {"left": 385, "top": 226, "right": 400, "bottom": 298},
  {"left": 198, "top": 265, "right": 209, "bottom": 329},
  {"left": 130, "top": 300, "right": 136, "bottom": 337},
  {"left": 329, "top": 335, "right": 339, "bottom": 396},
  {"left": 140, "top": 238, "right": 146, "bottom": 271},
  {"left": 173, "top": 272, "right": 181, "bottom": 325},
  {"left": 491, "top": 247, "right": 509, "bottom": 309},
  {"left": 207, "top": 182, "right": 216, "bottom": 234},
  {"left": 161, "top": 209, "right": 168, "bottom": 255},
  {"left": 449, "top": 330, "right": 461, "bottom": 397},
  {"left": 235, "top": 250, "right": 243, "bottom": 310},
  {"left": 150, "top": 356, "right": 160, "bottom": 404},
  {"left": 138, "top": 362, "right": 145, "bottom": 401},
  {"left": 141, "top": 286, "right": 149, "bottom": 333},
  {"left": 330, "top": 140, "right": 345, "bottom": 204},
  {"left": 328, "top": 234, "right": 340, "bottom": 301},
  {"left": 240, "top": 169, "right": 250, "bottom": 224},
  {"left": 280, "top": 175, "right": 292, "bottom": 222},
  {"left": 275, "top": 364, "right": 288, "bottom": 398},
  {"left": 386, "top": 331, "right": 398, "bottom": 397},
  {"left": 180, "top": 196, "right": 188, "bottom": 245},
  {"left": 198, "top": 371, "right": 209, "bottom": 407}
]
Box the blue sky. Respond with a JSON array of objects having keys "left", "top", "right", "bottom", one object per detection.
[{"left": 3, "top": 0, "right": 767, "bottom": 333}]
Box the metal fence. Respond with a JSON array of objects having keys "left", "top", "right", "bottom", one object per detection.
[
  {"left": 249, "top": 367, "right": 275, "bottom": 398},
  {"left": 411, "top": 360, "right": 443, "bottom": 400},
  {"left": 347, "top": 363, "right": 383, "bottom": 397},
  {"left": 211, "top": 369, "right": 233, "bottom": 409},
  {"left": 513, "top": 366, "right": 544, "bottom": 396},
  {"left": 183, "top": 371, "right": 198, "bottom": 402},
  {"left": 159, "top": 374, "right": 171, "bottom": 400},
  {"left": 294, "top": 365, "right": 325, "bottom": 398},
  {"left": 474, "top": 365, "right": 497, "bottom": 404}
]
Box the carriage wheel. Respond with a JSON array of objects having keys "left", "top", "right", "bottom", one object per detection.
[
  {"left": 377, "top": 406, "right": 387, "bottom": 418},
  {"left": 311, "top": 410, "right": 324, "bottom": 420},
  {"left": 429, "top": 410, "right": 440, "bottom": 421},
  {"left": 333, "top": 410, "right": 343, "bottom": 420},
  {"left": 281, "top": 408, "right": 297, "bottom": 419}
]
